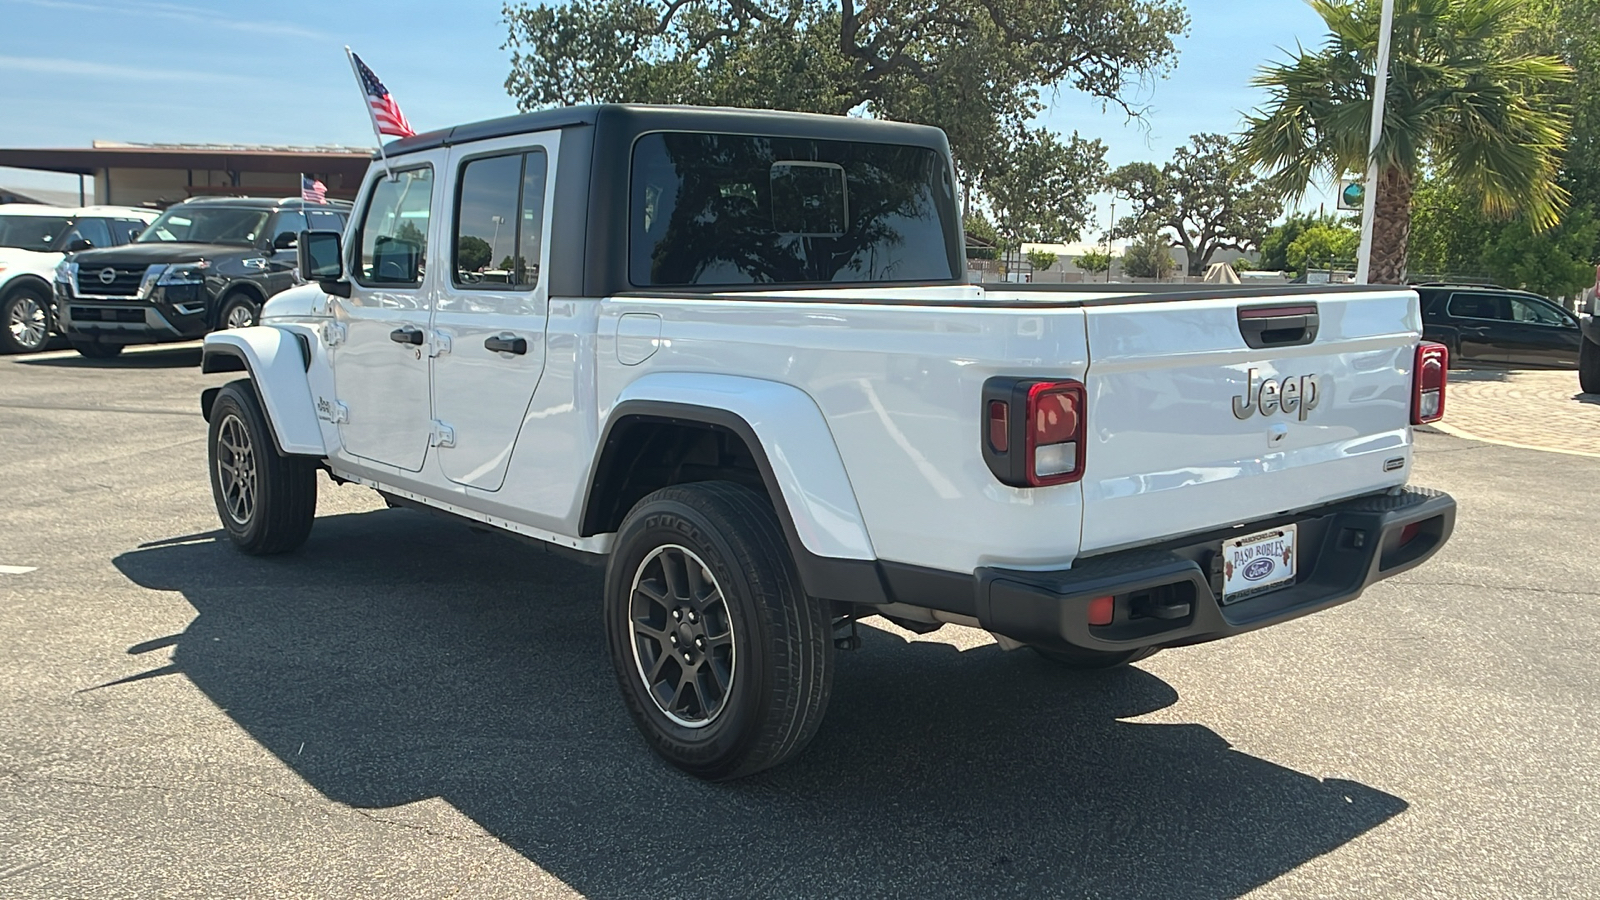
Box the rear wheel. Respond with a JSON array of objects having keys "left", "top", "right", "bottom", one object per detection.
[
  {"left": 604, "top": 481, "right": 834, "bottom": 780},
  {"left": 1580, "top": 336, "right": 1600, "bottom": 394},
  {"left": 1032, "top": 644, "right": 1159, "bottom": 670},
  {"left": 207, "top": 380, "right": 317, "bottom": 554},
  {"left": 69, "top": 339, "right": 123, "bottom": 359},
  {"left": 1, "top": 286, "right": 50, "bottom": 354}
]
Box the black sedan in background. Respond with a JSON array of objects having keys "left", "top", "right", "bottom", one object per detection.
[{"left": 1417, "top": 283, "right": 1582, "bottom": 368}]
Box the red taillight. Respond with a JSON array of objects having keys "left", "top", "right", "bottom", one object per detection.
[
  {"left": 1399, "top": 522, "right": 1421, "bottom": 546},
  {"left": 982, "top": 377, "right": 1088, "bottom": 488},
  {"left": 1025, "top": 381, "right": 1087, "bottom": 486},
  {"left": 1412, "top": 342, "right": 1448, "bottom": 425}
]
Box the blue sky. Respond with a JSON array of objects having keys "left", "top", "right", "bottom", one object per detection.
[{"left": 0, "top": 0, "right": 1335, "bottom": 225}]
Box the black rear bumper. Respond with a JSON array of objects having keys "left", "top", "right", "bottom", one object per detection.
[{"left": 973, "top": 486, "right": 1456, "bottom": 654}]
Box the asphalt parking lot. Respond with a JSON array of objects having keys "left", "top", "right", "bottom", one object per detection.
[{"left": 2, "top": 345, "right": 1598, "bottom": 899}]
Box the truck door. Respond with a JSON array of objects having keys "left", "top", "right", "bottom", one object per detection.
[
  {"left": 328, "top": 161, "right": 439, "bottom": 472},
  {"left": 1444, "top": 292, "right": 1511, "bottom": 363},
  {"left": 429, "top": 134, "right": 555, "bottom": 491},
  {"left": 1502, "top": 295, "right": 1583, "bottom": 367}
]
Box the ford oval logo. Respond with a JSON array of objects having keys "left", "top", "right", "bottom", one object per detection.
[
  {"left": 1243, "top": 558, "right": 1276, "bottom": 582},
  {"left": 98, "top": 267, "right": 117, "bottom": 284}
]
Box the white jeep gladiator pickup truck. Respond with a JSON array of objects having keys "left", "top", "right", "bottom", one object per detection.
[{"left": 199, "top": 104, "right": 1456, "bottom": 780}]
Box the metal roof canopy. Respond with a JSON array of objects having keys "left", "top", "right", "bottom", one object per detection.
[{"left": 0, "top": 145, "right": 373, "bottom": 177}]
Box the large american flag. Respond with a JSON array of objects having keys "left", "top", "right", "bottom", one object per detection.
[
  {"left": 300, "top": 175, "right": 327, "bottom": 203},
  {"left": 351, "top": 51, "right": 415, "bottom": 138}
]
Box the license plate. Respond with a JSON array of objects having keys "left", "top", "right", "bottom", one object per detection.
[{"left": 1222, "top": 524, "right": 1297, "bottom": 604}]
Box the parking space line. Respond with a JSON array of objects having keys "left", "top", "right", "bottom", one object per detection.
[{"left": 0, "top": 565, "right": 39, "bottom": 575}]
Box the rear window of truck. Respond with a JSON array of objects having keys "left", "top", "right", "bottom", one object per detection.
[{"left": 629, "top": 132, "right": 961, "bottom": 287}]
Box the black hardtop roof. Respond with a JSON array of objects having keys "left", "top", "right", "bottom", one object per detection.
[
  {"left": 382, "top": 104, "right": 953, "bottom": 158},
  {"left": 170, "top": 196, "right": 354, "bottom": 211},
  {"left": 1412, "top": 282, "right": 1550, "bottom": 300}
]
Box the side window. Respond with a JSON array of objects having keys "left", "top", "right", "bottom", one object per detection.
[
  {"left": 517, "top": 150, "right": 548, "bottom": 287},
  {"left": 453, "top": 154, "right": 522, "bottom": 285},
  {"left": 306, "top": 209, "right": 344, "bottom": 232},
  {"left": 1508, "top": 297, "right": 1569, "bottom": 326},
  {"left": 114, "top": 218, "right": 148, "bottom": 244},
  {"left": 355, "top": 167, "right": 433, "bottom": 286},
  {"left": 1447, "top": 292, "right": 1511, "bottom": 321},
  {"left": 69, "top": 217, "right": 113, "bottom": 249},
  {"left": 270, "top": 211, "right": 308, "bottom": 245},
  {"left": 451, "top": 149, "right": 548, "bottom": 288}
]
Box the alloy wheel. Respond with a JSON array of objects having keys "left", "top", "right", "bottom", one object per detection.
[
  {"left": 214, "top": 414, "right": 257, "bottom": 525},
  {"left": 225, "top": 304, "right": 255, "bottom": 329},
  {"left": 7, "top": 294, "right": 47, "bottom": 350},
  {"left": 629, "top": 544, "right": 737, "bottom": 728}
]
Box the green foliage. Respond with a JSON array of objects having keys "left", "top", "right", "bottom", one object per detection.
[
  {"left": 963, "top": 213, "right": 1003, "bottom": 259},
  {"left": 1258, "top": 212, "right": 1340, "bottom": 272},
  {"left": 502, "top": 0, "right": 1187, "bottom": 242},
  {"left": 1121, "top": 231, "right": 1176, "bottom": 279},
  {"left": 1244, "top": 0, "right": 1572, "bottom": 226},
  {"left": 1411, "top": 176, "right": 1600, "bottom": 295},
  {"left": 986, "top": 129, "right": 1109, "bottom": 245},
  {"left": 1286, "top": 223, "right": 1360, "bottom": 274},
  {"left": 1108, "top": 134, "right": 1281, "bottom": 276},
  {"left": 1025, "top": 248, "right": 1058, "bottom": 272},
  {"left": 456, "top": 235, "right": 493, "bottom": 272},
  {"left": 1483, "top": 207, "right": 1600, "bottom": 296},
  {"left": 1076, "top": 248, "right": 1114, "bottom": 276}
]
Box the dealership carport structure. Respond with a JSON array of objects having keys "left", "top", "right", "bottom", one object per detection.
[{"left": 0, "top": 142, "right": 373, "bottom": 208}]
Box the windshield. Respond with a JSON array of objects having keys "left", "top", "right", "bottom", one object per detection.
[
  {"left": 137, "top": 206, "right": 270, "bottom": 246},
  {"left": 0, "top": 215, "right": 74, "bottom": 252}
]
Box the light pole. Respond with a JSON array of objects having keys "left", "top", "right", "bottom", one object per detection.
[
  {"left": 1355, "top": 0, "right": 1397, "bottom": 284},
  {"left": 489, "top": 215, "right": 505, "bottom": 268}
]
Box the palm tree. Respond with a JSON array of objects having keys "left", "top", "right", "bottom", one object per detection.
[{"left": 1242, "top": 0, "right": 1572, "bottom": 284}]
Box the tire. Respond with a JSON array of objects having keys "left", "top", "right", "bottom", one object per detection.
[
  {"left": 69, "top": 339, "right": 123, "bottom": 359},
  {"left": 1580, "top": 336, "right": 1600, "bottom": 395},
  {"left": 0, "top": 285, "right": 51, "bottom": 354},
  {"left": 207, "top": 379, "right": 317, "bottom": 554},
  {"left": 604, "top": 481, "right": 834, "bottom": 781},
  {"left": 1031, "top": 644, "right": 1160, "bottom": 670},
  {"left": 218, "top": 294, "right": 259, "bottom": 330}
]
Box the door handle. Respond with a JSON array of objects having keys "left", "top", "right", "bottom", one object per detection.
[
  {"left": 484, "top": 333, "right": 527, "bottom": 355},
  {"left": 389, "top": 326, "right": 424, "bottom": 345}
]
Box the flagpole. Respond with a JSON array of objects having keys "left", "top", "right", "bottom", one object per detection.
[
  {"left": 346, "top": 45, "right": 395, "bottom": 180},
  {"left": 1355, "top": 0, "right": 1396, "bottom": 284}
]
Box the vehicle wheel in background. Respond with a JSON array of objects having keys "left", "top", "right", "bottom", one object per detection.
[
  {"left": 604, "top": 481, "right": 834, "bottom": 781},
  {"left": 207, "top": 379, "right": 317, "bottom": 554},
  {"left": 1580, "top": 337, "right": 1600, "bottom": 394},
  {"left": 0, "top": 286, "right": 51, "bottom": 354},
  {"left": 219, "top": 294, "right": 259, "bottom": 330},
  {"left": 1031, "top": 644, "right": 1160, "bottom": 670},
  {"left": 69, "top": 339, "right": 123, "bottom": 359}
]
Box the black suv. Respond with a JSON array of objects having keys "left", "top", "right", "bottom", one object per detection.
[
  {"left": 53, "top": 197, "right": 349, "bottom": 358},
  {"left": 1416, "top": 283, "right": 1583, "bottom": 370}
]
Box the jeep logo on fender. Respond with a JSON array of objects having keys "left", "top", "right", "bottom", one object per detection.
[{"left": 1232, "top": 368, "right": 1323, "bottom": 421}]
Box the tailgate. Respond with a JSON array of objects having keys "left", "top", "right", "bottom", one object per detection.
[{"left": 1078, "top": 289, "right": 1419, "bottom": 556}]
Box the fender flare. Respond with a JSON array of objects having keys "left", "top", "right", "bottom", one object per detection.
[
  {"left": 200, "top": 327, "right": 325, "bottom": 458},
  {"left": 588, "top": 373, "right": 884, "bottom": 604}
]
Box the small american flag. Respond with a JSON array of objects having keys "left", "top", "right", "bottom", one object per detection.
[
  {"left": 300, "top": 175, "right": 327, "bottom": 204},
  {"left": 351, "top": 51, "right": 415, "bottom": 138}
]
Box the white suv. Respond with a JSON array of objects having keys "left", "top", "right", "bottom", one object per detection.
[{"left": 0, "top": 204, "right": 158, "bottom": 353}]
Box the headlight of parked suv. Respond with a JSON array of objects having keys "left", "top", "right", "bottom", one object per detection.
[
  {"left": 55, "top": 260, "right": 78, "bottom": 283},
  {"left": 157, "top": 263, "right": 209, "bottom": 285}
]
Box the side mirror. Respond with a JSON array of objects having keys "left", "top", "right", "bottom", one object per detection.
[
  {"left": 273, "top": 231, "right": 298, "bottom": 250},
  {"left": 66, "top": 238, "right": 93, "bottom": 252},
  {"left": 298, "top": 230, "right": 347, "bottom": 291}
]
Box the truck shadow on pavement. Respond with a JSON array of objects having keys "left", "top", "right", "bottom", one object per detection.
[
  {"left": 18, "top": 346, "right": 202, "bottom": 369},
  {"left": 113, "top": 508, "right": 1406, "bottom": 900}
]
